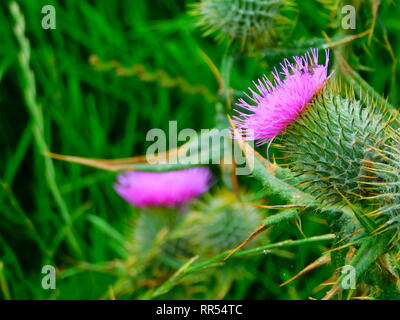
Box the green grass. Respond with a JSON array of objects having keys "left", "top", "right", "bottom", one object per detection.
[{"left": 0, "top": 0, "right": 399, "bottom": 300}]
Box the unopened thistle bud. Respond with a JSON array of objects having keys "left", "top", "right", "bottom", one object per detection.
[
  {"left": 185, "top": 190, "right": 264, "bottom": 255},
  {"left": 191, "top": 0, "right": 295, "bottom": 49}
]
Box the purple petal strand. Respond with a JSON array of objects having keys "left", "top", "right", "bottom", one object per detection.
[{"left": 232, "top": 49, "right": 331, "bottom": 145}]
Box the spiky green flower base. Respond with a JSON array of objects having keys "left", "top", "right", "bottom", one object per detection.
[{"left": 281, "top": 89, "right": 389, "bottom": 208}]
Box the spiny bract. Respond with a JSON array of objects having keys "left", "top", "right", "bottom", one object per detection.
[
  {"left": 191, "top": 0, "right": 294, "bottom": 48},
  {"left": 281, "top": 88, "right": 390, "bottom": 207},
  {"left": 362, "top": 128, "right": 400, "bottom": 233}
]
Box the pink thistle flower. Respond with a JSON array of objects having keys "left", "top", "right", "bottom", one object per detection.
[
  {"left": 232, "top": 49, "right": 332, "bottom": 146},
  {"left": 114, "top": 167, "right": 212, "bottom": 208}
]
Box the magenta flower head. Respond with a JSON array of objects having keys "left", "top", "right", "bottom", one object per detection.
[
  {"left": 114, "top": 167, "right": 212, "bottom": 208},
  {"left": 232, "top": 49, "right": 332, "bottom": 146}
]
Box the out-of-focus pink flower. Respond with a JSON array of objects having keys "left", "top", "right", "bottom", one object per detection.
[
  {"left": 114, "top": 167, "right": 212, "bottom": 208},
  {"left": 232, "top": 49, "right": 332, "bottom": 146}
]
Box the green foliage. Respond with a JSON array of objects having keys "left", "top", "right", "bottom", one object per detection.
[
  {"left": 125, "top": 208, "right": 194, "bottom": 274},
  {"left": 120, "top": 190, "right": 266, "bottom": 297}
]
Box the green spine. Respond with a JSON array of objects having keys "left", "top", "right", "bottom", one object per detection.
[{"left": 362, "top": 129, "right": 400, "bottom": 232}]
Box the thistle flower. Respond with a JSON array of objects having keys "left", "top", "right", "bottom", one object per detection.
[
  {"left": 114, "top": 167, "right": 212, "bottom": 208},
  {"left": 232, "top": 49, "right": 331, "bottom": 146}
]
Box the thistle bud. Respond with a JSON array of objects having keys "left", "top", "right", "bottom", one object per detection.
[{"left": 191, "top": 0, "right": 295, "bottom": 49}]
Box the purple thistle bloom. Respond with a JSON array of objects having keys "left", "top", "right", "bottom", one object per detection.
[
  {"left": 232, "top": 49, "right": 332, "bottom": 146},
  {"left": 114, "top": 167, "right": 212, "bottom": 208}
]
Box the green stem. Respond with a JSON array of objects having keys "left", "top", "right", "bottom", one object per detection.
[
  {"left": 10, "top": 2, "right": 83, "bottom": 259},
  {"left": 141, "top": 234, "right": 335, "bottom": 299}
]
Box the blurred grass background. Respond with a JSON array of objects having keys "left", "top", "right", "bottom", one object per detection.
[{"left": 0, "top": 0, "right": 398, "bottom": 299}]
